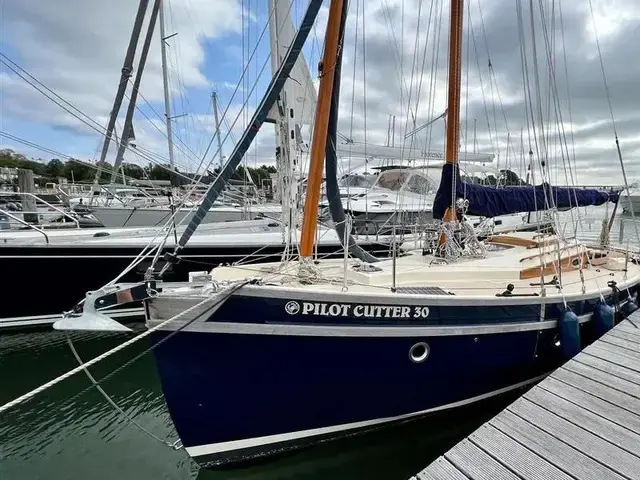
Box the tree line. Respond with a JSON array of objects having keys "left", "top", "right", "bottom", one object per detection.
[
  {"left": 0, "top": 149, "right": 277, "bottom": 187},
  {"left": 462, "top": 169, "right": 528, "bottom": 186},
  {"left": 1, "top": 148, "right": 522, "bottom": 187}
]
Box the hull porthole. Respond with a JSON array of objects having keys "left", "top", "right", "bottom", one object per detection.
[{"left": 409, "top": 342, "right": 430, "bottom": 363}]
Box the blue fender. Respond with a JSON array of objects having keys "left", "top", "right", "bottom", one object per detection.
[
  {"left": 621, "top": 300, "right": 639, "bottom": 317},
  {"left": 593, "top": 302, "right": 615, "bottom": 337},
  {"left": 559, "top": 309, "right": 581, "bottom": 359}
]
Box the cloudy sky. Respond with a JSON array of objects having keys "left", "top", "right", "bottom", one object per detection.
[{"left": 1, "top": 0, "right": 639, "bottom": 185}]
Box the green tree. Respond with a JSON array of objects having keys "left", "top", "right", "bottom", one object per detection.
[
  {"left": 0, "top": 149, "right": 280, "bottom": 187},
  {"left": 45, "top": 158, "right": 65, "bottom": 179},
  {"left": 234, "top": 164, "right": 277, "bottom": 185},
  {"left": 484, "top": 174, "right": 497, "bottom": 186},
  {"left": 94, "top": 161, "right": 114, "bottom": 182},
  {"left": 122, "top": 162, "right": 144, "bottom": 180},
  {"left": 144, "top": 163, "right": 172, "bottom": 181},
  {"left": 499, "top": 169, "right": 526, "bottom": 186},
  {"left": 0, "top": 149, "right": 47, "bottom": 176},
  {"left": 63, "top": 159, "right": 95, "bottom": 182}
]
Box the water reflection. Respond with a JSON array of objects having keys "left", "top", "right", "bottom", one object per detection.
[
  {"left": 0, "top": 328, "right": 191, "bottom": 480},
  {"left": 0, "top": 326, "right": 523, "bottom": 480}
]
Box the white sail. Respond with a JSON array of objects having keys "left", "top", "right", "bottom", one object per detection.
[
  {"left": 267, "top": 0, "right": 317, "bottom": 241},
  {"left": 267, "top": 0, "right": 317, "bottom": 131}
]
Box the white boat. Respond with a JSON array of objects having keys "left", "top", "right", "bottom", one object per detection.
[
  {"left": 66, "top": 184, "right": 171, "bottom": 208},
  {"left": 88, "top": 202, "right": 282, "bottom": 228},
  {"left": 325, "top": 167, "right": 552, "bottom": 235},
  {"left": 621, "top": 186, "right": 640, "bottom": 214}
]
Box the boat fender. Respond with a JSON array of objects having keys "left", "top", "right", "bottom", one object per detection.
[
  {"left": 621, "top": 300, "right": 639, "bottom": 317},
  {"left": 559, "top": 309, "right": 581, "bottom": 359},
  {"left": 593, "top": 301, "right": 615, "bottom": 337}
]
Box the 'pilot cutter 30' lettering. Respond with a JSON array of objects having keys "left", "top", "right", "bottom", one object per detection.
[{"left": 284, "top": 301, "right": 430, "bottom": 319}]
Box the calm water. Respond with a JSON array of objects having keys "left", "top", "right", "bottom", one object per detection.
[
  {"left": 1, "top": 209, "right": 638, "bottom": 480},
  {"left": 0, "top": 327, "right": 523, "bottom": 480}
]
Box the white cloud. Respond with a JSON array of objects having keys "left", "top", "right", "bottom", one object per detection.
[
  {"left": 0, "top": 0, "right": 242, "bottom": 168},
  {"left": 2, "top": 0, "right": 640, "bottom": 186}
]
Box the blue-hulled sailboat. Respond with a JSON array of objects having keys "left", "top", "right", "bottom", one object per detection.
[{"left": 61, "top": 0, "right": 640, "bottom": 467}]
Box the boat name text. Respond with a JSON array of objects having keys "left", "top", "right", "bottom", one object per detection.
[{"left": 284, "top": 301, "right": 430, "bottom": 318}]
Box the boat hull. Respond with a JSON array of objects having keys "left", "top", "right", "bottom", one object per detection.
[
  {"left": 621, "top": 195, "right": 640, "bottom": 214},
  {"left": 0, "top": 242, "right": 390, "bottom": 323},
  {"left": 90, "top": 206, "right": 281, "bottom": 228},
  {"left": 148, "top": 286, "right": 637, "bottom": 466},
  {"left": 152, "top": 329, "right": 557, "bottom": 465}
]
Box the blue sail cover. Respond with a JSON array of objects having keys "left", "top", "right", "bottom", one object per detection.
[{"left": 433, "top": 163, "right": 620, "bottom": 220}]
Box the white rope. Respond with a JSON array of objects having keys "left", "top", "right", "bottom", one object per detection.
[
  {"left": 0, "top": 286, "right": 239, "bottom": 415},
  {"left": 65, "top": 334, "right": 182, "bottom": 450}
]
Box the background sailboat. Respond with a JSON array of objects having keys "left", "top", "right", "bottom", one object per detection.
[{"left": 0, "top": 0, "right": 391, "bottom": 325}]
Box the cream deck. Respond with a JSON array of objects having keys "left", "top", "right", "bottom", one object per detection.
[{"left": 206, "top": 232, "right": 640, "bottom": 300}]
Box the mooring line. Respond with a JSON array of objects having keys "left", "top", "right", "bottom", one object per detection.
[
  {"left": 0, "top": 282, "right": 247, "bottom": 415},
  {"left": 66, "top": 334, "right": 182, "bottom": 449}
]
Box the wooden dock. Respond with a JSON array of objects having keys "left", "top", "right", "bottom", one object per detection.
[{"left": 412, "top": 315, "right": 640, "bottom": 480}]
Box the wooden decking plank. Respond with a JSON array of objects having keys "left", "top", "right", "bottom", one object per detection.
[
  {"left": 415, "top": 457, "right": 469, "bottom": 480},
  {"left": 616, "top": 316, "right": 640, "bottom": 332},
  {"left": 600, "top": 334, "right": 640, "bottom": 354},
  {"left": 614, "top": 322, "right": 640, "bottom": 339},
  {"left": 553, "top": 366, "right": 640, "bottom": 414},
  {"left": 563, "top": 359, "right": 640, "bottom": 398},
  {"left": 491, "top": 410, "right": 625, "bottom": 480},
  {"left": 608, "top": 329, "right": 640, "bottom": 345},
  {"left": 577, "top": 352, "right": 640, "bottom": 385},
  {"left": 410, "top": 319, "right": 640, "bottom": 480},
  {"left": 584, "top": 345, "right": 640, "bottom": 374},
  {"left": 469, "top": 423, "right": 574, "bottom": 480},
  {"left": 445, "top": 439, "right": 521, "bottom": 480},
  {"left": 509, "top": 398, "right": 640, "bottom": 479},
  {"left": 591, "top": 340, "right": 640, "bottom": 363},
  {"left": 525, "top": 386, "right": 640, "bottom": 455},
  {"left": 540, "top": 376, "right": 640, "bottom": 434}
]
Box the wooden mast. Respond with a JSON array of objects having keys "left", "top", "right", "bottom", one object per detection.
[
  {"left": 299, "top": 0, "right": 345, "bottom": 258},
  {"left": 443, "top": 0, "right": 465, "bottom": 222}
]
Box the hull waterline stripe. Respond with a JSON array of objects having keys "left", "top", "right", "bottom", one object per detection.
[
  {"left": 150, "top": 312, "right": 593, "bottom": 337},
  {"left": 184, "top": 373, "right": 548, "bottom": 458}
]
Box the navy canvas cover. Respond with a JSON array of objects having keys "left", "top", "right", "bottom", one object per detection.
[{"left": 433, "top": 163, "right": 619, "bottom": 219}]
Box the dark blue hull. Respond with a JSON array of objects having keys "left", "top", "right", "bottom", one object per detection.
[{"left": 149, "top": 286, "right": 638, "bottom": 466}]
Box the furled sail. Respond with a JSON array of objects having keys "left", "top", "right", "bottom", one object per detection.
[
  {"left": 433, "top": 163, "right": 620, "bottom": 220},
  {"left": 267, "top": 0, "right": 317, "bottom": 128},
  {"left": 170, "top": 0, "right": 325, "bottom": 252}
]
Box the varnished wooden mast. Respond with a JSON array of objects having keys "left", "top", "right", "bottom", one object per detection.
[
  {"left": 443, "top": 0, "right": 465, "bottom": 222},
  {"left": 299, "top": 0, "right": 345, "bottom": 258}
]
